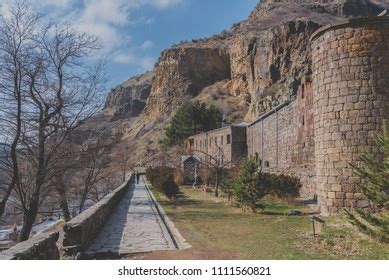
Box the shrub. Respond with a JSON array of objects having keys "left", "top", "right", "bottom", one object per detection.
[
  {"left": 220, "top": 167, "right": 239, "bottom": 201},
  {"left": 158, "top": 176, "right": 180, "bottom": 201},
  {"left": 145, "top": 167, "right": 160, "bottom": 186},
  {"left": 235, "top": 157, "right": 270, "bottom": 213},
  {"left": 146, "top": 166, "right": 180, "bottom": 201},
  {"left": 269, "top": 174, "right": 302, "bottom": 200},
  {"left": 199, "top": 167, "right": 215, "bottom": 186},
  {"left": 173, "top": 168, "right": 185, "bottom": 186}
]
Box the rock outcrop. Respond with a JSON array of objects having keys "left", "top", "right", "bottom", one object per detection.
[
  {"left": 139, "top": 0, "right": 387, "bottom": 123},
  {"left": 87, "top": 0, "right": 388, "bottom": 164},
  {"left": 104, "top": 71, "right": 153, "bottom": 121}
]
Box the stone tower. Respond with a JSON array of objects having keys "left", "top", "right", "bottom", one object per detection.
[{"left": 311, "top": 15, "right": 389, "bottom": 215}]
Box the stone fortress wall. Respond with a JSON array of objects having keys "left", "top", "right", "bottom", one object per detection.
[
  {"left": 311, "top": 16, "right": 389, "bottom": 215},
  {"left": 247, "top": 77, "right": 316, "bottom": 199},
  {"left": 186, "top": 15, "right": 389, "bottom": 215},
  {"left": 186, "top": 125, "right": 247, "bottom": 165}
]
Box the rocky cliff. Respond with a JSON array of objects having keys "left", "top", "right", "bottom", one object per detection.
[
  {"left": 104, "top": 71, "right": 153, "bottom": 121},
  {"left": 90, "top": 0, "right": 388, "bottom": 164}
]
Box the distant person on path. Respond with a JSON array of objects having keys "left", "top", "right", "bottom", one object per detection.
[{"left": 136, "top": 172, "right": 140, "bottom": 184}]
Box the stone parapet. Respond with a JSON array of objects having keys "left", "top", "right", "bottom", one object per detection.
[
  {"left": 63, "top": 175, "right": 133, "bottom": 257},
  {"left": 0, "top": 232, "right": 59, "bottom": 260}
]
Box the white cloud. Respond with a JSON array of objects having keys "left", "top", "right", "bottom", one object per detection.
[
  {"left": 113, "top": 51, "right": 155, "bottom": 71},
  {"left": 72, "top": 0, "right": 183, "bottom": 53},
  {"left": 39, "top": 0, "right": 73, "bottom": 8},
  {"left": 149, "top": 0, "right": 183, "bottom": 8},
  {"left": 1, "top": 0, "right": 182, "bottom": 69},
  {"left": 140, "top": 40, "right": 154, "bottom": 50}
]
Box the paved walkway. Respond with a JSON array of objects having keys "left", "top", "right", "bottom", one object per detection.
[{"left": 86, "top": 176, "right": 176, "bottom": 256}]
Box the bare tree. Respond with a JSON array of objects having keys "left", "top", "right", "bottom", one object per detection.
[
  {"left": 0, "top": 1, "right": 39, "bottom": 218},
  {"left": 0, "top": 1, "right": 106, "bottom": 241},
  {"left": 75, "top": 132, "right": 115, "bottom": 214},
  {"left": 76, "top": 149, "right": 108, "bottom": 214},
  {"left": 48, "top": 142, "right": 78, "bottom": 222},
  {"left": 111, "top": 143, "right": 131, "bottom": 183},
  {"left": 191, "top": 139, "right": 242, "bottom": 197}
]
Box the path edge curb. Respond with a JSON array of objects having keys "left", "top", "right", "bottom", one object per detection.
[{"left": 144, "top": 179, "right": 191, "bottom": 250}]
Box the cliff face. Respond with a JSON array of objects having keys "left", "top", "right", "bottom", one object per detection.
[
  {"left": 94, "top": 0, "right": 388, "bottom": 164},
  {"left": 143, "top": 47, "right": 231, "bottom": 119},
  {"left": 104, "top": 71, "right": 153, "bottom": 121},
  {"left": 140, "top": 0, "right": 387, "bottom": 123}
]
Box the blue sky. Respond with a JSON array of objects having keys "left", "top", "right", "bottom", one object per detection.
[{"left": 0, "top": 0, "right": 259, "bottom": 89}]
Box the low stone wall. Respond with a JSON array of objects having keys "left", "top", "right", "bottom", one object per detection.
[
  {"left": 63, "top": 175, "right": 133, "bottom": 257},
  {"left": 0, "top": 232, "right": 59, "bottom": 260}
]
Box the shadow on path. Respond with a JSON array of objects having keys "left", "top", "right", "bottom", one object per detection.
[{"left": 85, "top": 176, "right": 176, "bottom": 259}]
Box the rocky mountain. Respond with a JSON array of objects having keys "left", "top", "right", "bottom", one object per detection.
[
  {"left": 83, "top": 0, "right": 388, "bottom": 165},
  {"left": 104, "top": 71, "right": 153, "bottom": 121}
]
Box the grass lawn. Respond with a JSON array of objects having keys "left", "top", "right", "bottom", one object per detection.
[{"left": 145, "top": 186, "right": 389, "bottom": 260}]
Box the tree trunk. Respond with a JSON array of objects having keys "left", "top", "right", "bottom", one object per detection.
[
  {"left": 0, "top": 174, "right": 17, "bottom": 217},
  {"left": 215, "top": 175, "right": 219, "bottom": 198},
  {"left": 78, "top": 193, "right": 87, "bottom": 214},
  {"left": 18, "top": 196, "right": 39, "bottom": 242},
  {"left": 56, "top": 185, "right": 71, "bottom": 221},
  {"left": 0, "top": 89, "right": 22, "bottom": 218},
  {"left": 18, "top": 125, "right": 46, "bottom": 242},
  {"left": 0, "top": 200, "right": 7, "bottom": 218}
]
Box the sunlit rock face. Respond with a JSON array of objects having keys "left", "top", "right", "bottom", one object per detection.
[
  {"left": 84, "top": 0, "right": 387, "bottom": 165},
  {"left": 104, "top": 71, "right": 153, "bottom": 121}
]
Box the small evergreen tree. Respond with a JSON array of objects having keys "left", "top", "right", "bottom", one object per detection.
[
  {"left": 235, "top": 157, "right": 269, "bottom": 213},
  {"left": 346, "top": 122, "right": 389, "bottom": 243},
  {"left": 164, "top": 101, "right": 222, "bottom": 146}
]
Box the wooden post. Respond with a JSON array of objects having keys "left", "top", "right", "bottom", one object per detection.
[{"left": 312, "top": 219, "right": 316, "bottom": 238}]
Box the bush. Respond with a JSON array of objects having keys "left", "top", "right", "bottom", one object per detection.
[
  {"left": 145, "top": 167, "right": 160, "bottom": 186},
  {"left": 235, "top": 157, "right": 270, "bottom": 213},
  {"left": 269, "top": 174, "right": 302, "bottom": 200},
  {"left": 173, "top": 168, "right": 185, "bottom": 186},
  {"left": 158, "top": 176, "right": 180, "bottom": 201},
  {"left": 146, "top": 166, "right": 180, "bottom": 201}
]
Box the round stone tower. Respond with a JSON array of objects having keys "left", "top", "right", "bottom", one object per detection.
[{"left": 311, "top": 16, "right": 389, "bottom": 215}]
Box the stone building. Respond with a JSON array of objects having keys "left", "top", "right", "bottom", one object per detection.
[
  {"left": 185, "top": 125, "right": 248, "bottom": 166},
  {"left": 181, "top": 155, "right": 200, "bottom": 184},
  {"left": 246, "top": 76, "right": 316, "bottom": 199},
  {"left": 184, "top": 14, "right": 389, "bottom": 216},
  {"left": 311, "top": 15, "right": 389, "bottom": 215}
]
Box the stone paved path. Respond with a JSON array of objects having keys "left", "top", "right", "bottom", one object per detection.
[{"left": 86, "top": 176, "right": 176, "bottom": 256}]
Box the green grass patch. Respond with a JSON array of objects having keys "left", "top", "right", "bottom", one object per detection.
[{"left": 151, "top": 186, "right": 389, "bottom": 260}]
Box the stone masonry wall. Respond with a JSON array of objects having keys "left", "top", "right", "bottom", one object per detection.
[
  {"left": 187, "top": 126, "right": 247, "bottom": 165},
  {"left": 0, "top": 232, "right": 59, "bottom": 260},
  {"left": 311, "top": 16, "right": 389, "bottom": 215},
  {"left": 247, "top": 79, "right": 316, "bottom": 198},
  {"left": 231, "top": 126, "right": 248, "bottom": 162},
  {"left": 63, "top": 176, "right": 133, "bottom": 257}
]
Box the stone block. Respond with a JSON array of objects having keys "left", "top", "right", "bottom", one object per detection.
[{"left": 327, "top": 192, "right": 336, "bottom": 199}]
